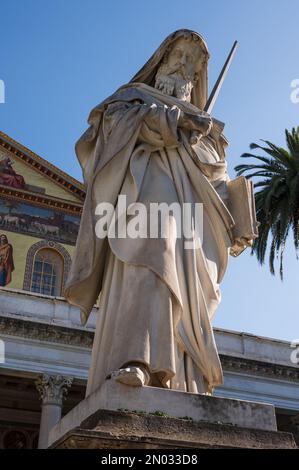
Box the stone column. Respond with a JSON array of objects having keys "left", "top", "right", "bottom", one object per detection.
[{"left": 35, "top": 374, "right": 73, "bottom": 449}]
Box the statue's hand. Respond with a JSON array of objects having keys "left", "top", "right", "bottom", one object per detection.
[{"left": 179, "top": 112, "right": 213, "bottom": 136}]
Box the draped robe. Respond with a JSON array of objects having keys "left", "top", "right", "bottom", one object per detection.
[
  {"left": 0, "top": 241, "right": 14, "bottom": 286},
  {"left": 65, "top": 82, "right": 235, "bottom": 395}
]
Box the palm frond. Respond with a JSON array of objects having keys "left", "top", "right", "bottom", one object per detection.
[{"left": 234, "top": 127, "right": 299, "bottom": 279}]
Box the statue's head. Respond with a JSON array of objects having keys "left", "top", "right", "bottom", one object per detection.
[
  {"left": 155, "top": 34, "right": 207, "bottom": 102},
  {"left": 131, "top": 29, "right": 209, "bottom": 110}
]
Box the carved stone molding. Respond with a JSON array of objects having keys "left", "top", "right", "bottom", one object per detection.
[
  {"left": 220, "top": 354, "right": 299, "bottom": 382},
  {"left": 0, "top": 316, "right": 94, "bottom": 347},
  {"left": 0, "top": 185, "right": 83, "bottom": 215},
  {"left": 1, "top": 314, "right": 298, "bottom": 383},
  {"left": 35, "top": 374, "right": 73, "bottom": 405},
  {"left": 23, "top": 240, "right": 72, "bottom": 293}
]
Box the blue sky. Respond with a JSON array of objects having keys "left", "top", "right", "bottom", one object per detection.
[{"left": 1, "top": 0, "right": 298, "bottom": 340}]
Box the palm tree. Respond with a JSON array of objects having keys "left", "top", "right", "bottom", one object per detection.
[{"left": 234, "top": 126, "right": 299, "bottom": 279}]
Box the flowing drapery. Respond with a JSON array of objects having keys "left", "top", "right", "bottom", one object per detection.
[{"left": 65, "top": 83, "right": 234, "bottom": 394}]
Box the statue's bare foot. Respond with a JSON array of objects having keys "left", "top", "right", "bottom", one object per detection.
[{"left": 108, "top": 366, "right": 150, "bottom": 387}]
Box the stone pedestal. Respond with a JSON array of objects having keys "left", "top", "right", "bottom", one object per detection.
[{"left": 48, "top": 380, "right": 297, "bottom": 449}]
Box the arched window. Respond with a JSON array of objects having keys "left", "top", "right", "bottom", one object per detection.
[
  {"left": 23, "top": 240, "right": 72, "bottom": 297},
  {"left": 30, "top": 248, "right": 63, "bottom": 296}
]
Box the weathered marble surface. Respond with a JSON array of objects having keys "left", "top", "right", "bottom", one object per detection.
[
  {"left": 49, "top": 408, "right": 296, "bottom": 449},
  {"left": 48, "top": 379, "right": 281, "bottom": 448},
  {"left": 65, "top": 29, "right": 257, "bottom": 396}
]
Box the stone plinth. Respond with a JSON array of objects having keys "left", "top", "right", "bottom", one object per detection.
[
  {"left": 48, "top": 380, "right": 297, "bottom": 449},
  {"left": 49, "top": 409, "right": 296, "bottom": 449}
]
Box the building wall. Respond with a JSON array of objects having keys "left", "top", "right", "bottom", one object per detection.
[
  {"left": 0, "top": 230, "right": 75, "bottom": 290},
  {"left": 0, "top": 139, "right": 81, "bottom": 294}
]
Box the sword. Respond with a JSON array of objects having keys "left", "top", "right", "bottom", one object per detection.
[
  {"left": 205, "top": 40, "right": 238, "bottom": 114},
  {"left": 190, "top": 40, "right": 238, "bottom": 144}
]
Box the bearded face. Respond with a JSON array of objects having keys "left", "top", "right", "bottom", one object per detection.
[
  {"left": 154, "top": 36, "right": 204, "bottom": 102},
  {"left": 155, "top": 63, "right": 194, "bottom": 101}
]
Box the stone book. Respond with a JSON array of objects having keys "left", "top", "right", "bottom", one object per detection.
[{"left": 227, "top": 176, "right": 259, "bottom": 257}]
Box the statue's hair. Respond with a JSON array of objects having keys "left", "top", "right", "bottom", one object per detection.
[{"left": 161, "top": 31, "right": 209, "bottom": 69}]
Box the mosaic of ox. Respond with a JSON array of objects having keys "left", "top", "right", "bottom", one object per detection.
[{"left": 0, "top": 200, "right": 80, "bottom": 245}]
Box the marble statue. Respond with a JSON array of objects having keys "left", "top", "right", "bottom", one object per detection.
[{"left": 65, "top": 29, "right": 257, "bottom": 396}]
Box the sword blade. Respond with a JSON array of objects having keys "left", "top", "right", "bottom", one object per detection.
[{"left": 204, "top": 40, "right": 238, "bottom": 114}]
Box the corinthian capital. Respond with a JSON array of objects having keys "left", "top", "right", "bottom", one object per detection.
[{"left": 35, "top": 374, "right": 73, "bottom": 405}]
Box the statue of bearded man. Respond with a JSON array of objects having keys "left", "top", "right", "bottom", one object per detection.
[{"left": 65, "top": 29, "right": 251, "bottom": 396}]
